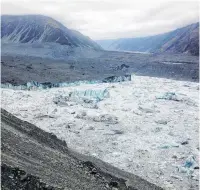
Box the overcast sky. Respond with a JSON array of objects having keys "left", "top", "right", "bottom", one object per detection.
[{"left": 1, "top": 0, "right": 199, "bottom": 40}]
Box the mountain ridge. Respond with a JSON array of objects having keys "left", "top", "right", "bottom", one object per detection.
[
  {"left": 1, "top": 14, "right": 101, "bottom": 50},
  {"left": 97, "top": 23, "right": 199, "bottom": 56}
]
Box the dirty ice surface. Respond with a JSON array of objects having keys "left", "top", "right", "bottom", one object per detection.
[{"left": 1, "top": 76, "right": 199, "bottom": 190}]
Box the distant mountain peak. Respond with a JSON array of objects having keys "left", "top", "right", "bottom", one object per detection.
[{"left": 1, "top": 14, "right": 101, "bottom": 50}]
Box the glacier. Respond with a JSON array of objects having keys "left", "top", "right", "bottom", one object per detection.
[{"left": 1, "top": 75, "right": 199, "bottom": 190}]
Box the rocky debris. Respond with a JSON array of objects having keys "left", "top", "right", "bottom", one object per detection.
[
  {"left": 53, "top": 95, "right": 71, "bottom": 106},
  {"left": 115, "top": 64, "right": 130, "bottom": 71},
  {"left": 1, "top": 164, "right": 64, "bottom": 190},
  {"left": 155, "top": 119, "right": 168, "bottom": 125},
  {"left": 151, "top": 127, "right": 162, "bottom": 133},
  {"left": 75, "top": 111, "right": 119, "bottom": 125},
  {"left": 34, "top": 114, "right": 56, "bottom": 120},
  {"left": 112, "top": 130, "right": 124, "bottom": 135},
  {"left": 26, "top": 64, "right": 33, "bottom": 70},
  {"left": 1, "top": 108, "right": 163, "bottom": 190},
  {"left": 65, "top": 123, "right": 76, "bottom": 129},
  {"left": 92, "top": 114, "right": 119, "bottom": 124},
  {"left": 1, "top": 50, "right": 199, "bottom": 89},
  {"left": 87, "top": 126, "right": 95, "bottom": 130},
  {"left": 75, "top": 110, "right": 87, "bottom": 119},
  {"left": 181, "top": 141, "right": 189, "bottom": 145},
  {"left": 172, "top": 155, "right": 178, "bottom": 159},
  {"left": 102, "top": 75, "right": 131, "bottom": 83},
  {"left": 69, "top": 64, "right": 75, "bottom": 70},
  {"left": 104, "top": 130, "right": 124, "bottom": 136}
]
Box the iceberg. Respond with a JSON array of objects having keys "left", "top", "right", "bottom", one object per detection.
[
  {"left": 53, "top": 89, "right": 110, "bottom": 108},
  {"left": 69, "top": 89, "right": 110, "bottom": 101},
  {"left": 156, "top": 92, "right": 179, "bottom": 101},
  {"left": 1, "top": 74, "right": 132, "bottom": 90}
]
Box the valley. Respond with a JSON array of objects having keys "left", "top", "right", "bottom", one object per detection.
[
  {"left": 1, "top": 13, "right": 199, "bottom": 190},
  {"left": 1, "top": 51, "right": 199, "bottom": 86}
]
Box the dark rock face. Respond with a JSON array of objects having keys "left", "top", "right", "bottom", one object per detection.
[
  {"left": 116, "top": 64, "right": 129, "bottom": 70},
  {"left": 1, "top": 15, "right": 101, "bottom": 50},
  {"left": 1, "top": 164, "right": 63, "bottom": 190},
  {"left": 102, "top": 75, "right": 131, "bottom": 83},
  {"left": 97, "top": 23, "right": 199, "bottom": 56},
  {"left": 159, "top": 23, "right": 199, "bottom": 56}
]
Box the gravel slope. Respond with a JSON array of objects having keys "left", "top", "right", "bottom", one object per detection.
[{"left": 1, "top": 109, "right": 162, "bottom": 190}]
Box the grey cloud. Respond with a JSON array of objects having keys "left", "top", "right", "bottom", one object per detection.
[
  {"left": 135, "top": 1, "right": 198, "bottom": 22},
  {"left": 1, "top": 0, "right": 199, "bottom": 40}
]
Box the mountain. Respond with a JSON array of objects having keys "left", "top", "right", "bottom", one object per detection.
[
  {"left": 97, "top": 23, "right": 199, "bottom": 56},
  {"left": 1, "top": 15, "right": 101, "bottom": 50}
]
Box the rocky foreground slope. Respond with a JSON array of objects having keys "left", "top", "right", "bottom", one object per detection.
[
  {"left": 1, "top": 109, "right": 162, "bottom": 190},
  {"left": 97, "top": 23, "right": 199, "bottom": 56}
]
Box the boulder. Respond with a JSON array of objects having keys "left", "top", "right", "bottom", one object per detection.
[{"left": 102, "top": 75, "right": 131, "bottom": 83}]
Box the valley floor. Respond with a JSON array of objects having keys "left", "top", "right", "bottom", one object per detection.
[
  {"left": 1, "top": 52, "right": 199, "bottom": 85},
  {"left": 1, "top": 75, "right": 199, "bottom": 190}
]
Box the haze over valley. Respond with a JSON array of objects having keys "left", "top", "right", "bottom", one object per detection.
[{"left": 97, "top": 23, "right": 199, "bottom": 56}]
